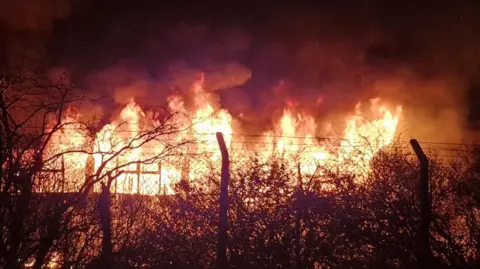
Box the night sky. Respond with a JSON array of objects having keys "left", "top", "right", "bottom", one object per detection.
[{"left": 2, "top": 0, "right": 480, "bottom": 139}]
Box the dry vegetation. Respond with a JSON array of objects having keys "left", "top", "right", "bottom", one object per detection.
[{"left": 2, "top": 70, "right": 480, "bottom": 269}]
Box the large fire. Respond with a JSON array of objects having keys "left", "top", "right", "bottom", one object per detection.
[{"left": 41, "top": 75, "right": 402, "bottom": 194}]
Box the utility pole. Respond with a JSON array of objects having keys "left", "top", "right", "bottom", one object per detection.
[
  {"left": 410, "top": 139, "right": 433, "bottom": 267},
  {"left": 216, "top": 132, "right": 229, "bottom": 269},
  {"left": 295, "top": 163, "right": 303, "bottom": 268}
]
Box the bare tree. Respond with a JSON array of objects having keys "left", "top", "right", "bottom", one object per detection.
[
  {"left": 0, "top": 66, "right": 90, "bottom": 269},
  {"left": 0, "top": 66, "right": 193, "bottom": 269}
]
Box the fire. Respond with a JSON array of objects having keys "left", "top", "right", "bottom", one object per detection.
[
  {"left": 42, "top": 109, "right": 90, "bottom": 192},
  {"left": 191, "top": 73, "right": 233, "bottom": 161},
  {"left": 42, "top": 75, "right": 402, "bottom": 195},
  {"left": 338, "top": 98, "right": 403, "bottom": 174},
  {"left": 260, "top": 98, "right": 402, "bottom": 178},
  {"left": 93, "top": 99, "right": 146, "bottom": 194},
  {"left": 260, "top": 107, "right": 329, "bottom": 175},
  {"left": 93, "top": 99, "right": 179, "bottom": 194}
]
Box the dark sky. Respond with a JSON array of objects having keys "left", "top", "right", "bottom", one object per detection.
[{"left": 2, "top": 0, "right": 480, "bottom": 140}]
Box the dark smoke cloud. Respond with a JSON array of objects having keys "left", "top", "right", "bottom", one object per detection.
[
  {"left": 166, "top": 23, "right": 251, "bottom": 57},
  {"left": 0, "top": 0, "right": 69, "bottom": 31},
  {"left": 0, "top": 0, "right": 70, "bottom": 66},
  {"left": 32, "top": 2, "right": 480, "bottom": 142},
  {"left": 234, "top": 3, "right": 480, "bottom": 142}
]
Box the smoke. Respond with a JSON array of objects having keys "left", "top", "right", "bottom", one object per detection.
[
  {"left": 0, "top": 0, "right": 70, "bottom": 66},
  {"left": 0, "top": 0, "right": 69, "bottom": 31},
  {"left": 83, "top": 59, "right": 252, "bottom": 124},
  {"left": 83, "top": 63, "right": 170, "bottom": 125},
  {"left": 33, "top": 2, "right": 480, "bottom": 142},
  {"left": 235, "top": 3, "right": 480, "bottom": 142},
  {"left": 166, "top": 61, "right": 251, "bottom": 92}
]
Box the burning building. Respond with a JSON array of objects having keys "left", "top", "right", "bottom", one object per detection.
[{"left": 40, "top": 73, "right": 402, "bottom": 196}]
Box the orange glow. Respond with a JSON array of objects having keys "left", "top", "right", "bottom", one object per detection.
[
  {"left": 42, "top": 75, "right": 402, "bottom": 194},
  {"left": 338, "top": 98, "right": 403, "bottom": 174},
  {"left": 42, "top": 109, "right": 90, "bottom": 192},
  {"left": 47, "top": 252, "right": 61, "bottom": 269},
  {"left": 259, "top": 98, "right": 402, "bottom": 179},
  {"left": 93, "top": 98, "right": 179, "bottom": 194},
  {"left": 191, "top": 73, "right": 233, "bottom": 161},
  {"left": 24, "top": 252, "right": 62, "bottom": 269}
]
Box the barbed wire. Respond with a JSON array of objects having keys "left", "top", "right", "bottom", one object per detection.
[
  {"left": 25, "top": 127, "right": 480, "bottom": 146},
  {"left": 40, "top": 134, "right": 480, "bottom": 152}
]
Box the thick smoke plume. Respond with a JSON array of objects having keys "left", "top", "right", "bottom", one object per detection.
[
  {"left": 0, "top": 0, "right": 69, "bottom": 31},
  {"left": 7, "top": 1, "right": 480, "bottom": 142},
  {"left": 0, "top": 0, "right": 70, "bottom": 66}
]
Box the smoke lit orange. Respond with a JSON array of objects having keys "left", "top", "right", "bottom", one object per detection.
[{"left": 42, "top": 75, "right": 402, "bottom": 194}]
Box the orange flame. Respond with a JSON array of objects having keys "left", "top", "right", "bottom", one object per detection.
[
  {"left": 42, "top": 109, "right": 89, "bottom": 192},
  {"left": 259, "top": 99, "right": 401, "bottom": 178},
  {"left": 43, "top": 76, "right": 402, "bottom": 194}
]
